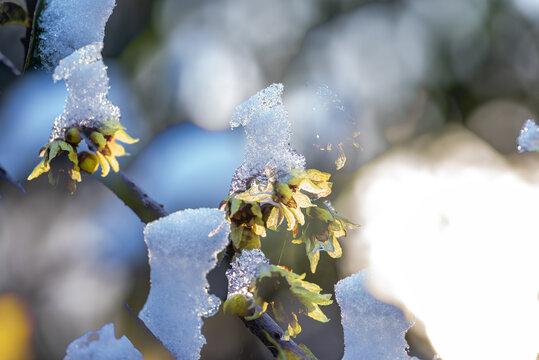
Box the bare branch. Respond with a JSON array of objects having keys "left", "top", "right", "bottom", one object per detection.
[{"left": 96, "top": 170, "right": 167, "bottom": 224}]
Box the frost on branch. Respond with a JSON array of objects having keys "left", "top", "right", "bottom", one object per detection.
[
  {"left": 38, "top": 0, "right": 116, "bottom": 69},
  {"left": 517, "top": 119, "right": 539, "bottom": 153},
  {"left": 64, "top": 323, "right": 143, "bottom": 360},
  {"left": 230, "top": 83, "right": 305, "bottom": 193},
  {"left": 50, "top": 42, "right": 120, "bottom": 142},
  {"left": 139, "top": 208, "right": 230, "bottom": 360},
  {"left": 226, "top": 248, "right": 268, "bottom": 299},
  {"left": 335, "top": 271, "right": 416, "bottom": 360}
]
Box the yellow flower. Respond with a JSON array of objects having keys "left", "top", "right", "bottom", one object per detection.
[
  {"left": 27, "top": 121, "right": 138, "bottom": 189},
  {"left": 253, "top": 264, "right": 333, "bottom": 338},
  {"left": 221, "top": 167, "right": 357, "bottom": 272}
]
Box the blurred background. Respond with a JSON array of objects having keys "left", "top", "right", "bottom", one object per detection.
[{"left": 0, "top": 0, "right": 538, "bottom": 359}]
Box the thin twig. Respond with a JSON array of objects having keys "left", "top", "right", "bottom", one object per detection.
[
  {"left": 0, "top": 165, "right": 26, "bottom": 196},
  {"left": 241, "top": 300, "right": 310, "bottom": 359}
]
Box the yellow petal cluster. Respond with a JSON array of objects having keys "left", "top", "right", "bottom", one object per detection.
[{"left": 27, "top": 121, "right": 138, "bottom": 192}]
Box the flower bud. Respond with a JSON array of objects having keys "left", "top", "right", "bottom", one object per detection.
[
  {"left": 78, "top": 151, "right": 99, "bottom": 174},
  {"left": 223, "top": 294, "right": 250, "bottom": 317},
  {"left": 65, "top": 127, "right": 82, "bottom": 145},
  {"left": 276, "top": 182, "right": 293, "bottom": 203},
  {"left": 89, "top": 131, "right": 107, "bottom": 150}
]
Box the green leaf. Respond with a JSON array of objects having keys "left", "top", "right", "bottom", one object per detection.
[
  {"left": 326, "top": 236, "right": 342, "bottom": 258},
  {"left": 89, "top": 131, "right": 107, "bottom": 150},
  {"left": 306, "top": 248, "right": 320, "bottom": 273},
  {"left": 230, "top": 198, "right": 242, "bottom": 217},
  {"left": 231, "top": 224, "right": 244, "bottom": 249},
  {"left": 27, "top": 158, "right": 49, "bottom": 180},
  {"left": 250, "top": 202, "right": 263, "bottom": 219},
  {"left": 57, "top": 141, "right": 78, "bottom": 167},
  {"left": 298, "top": 344, "right": 318, "bottom": 360},
  {"left": 254, "top": 264, "right": 332, "bottom": 336},
  {"left": 0, "top": 2, "right": 29, "bottom": 26}
]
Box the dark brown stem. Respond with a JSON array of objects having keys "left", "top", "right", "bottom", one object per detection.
[
  {"left": 241, "top": 300, "right": 310, "bottom": 359},
  {"left": 96, "top": 170, "right": 168, "bottom": 223}
]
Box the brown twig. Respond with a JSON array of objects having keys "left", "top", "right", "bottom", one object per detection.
[
  {"left": 241, "top": 300, "right": 310, "bottom": 359},
  {"left": 96, "top": 170, "right": 168, "bottom": 224}
]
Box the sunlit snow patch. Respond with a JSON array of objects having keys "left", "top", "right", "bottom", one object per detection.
[
  {"left": 335, "top": 271, "right": 416, "bottom": 360},
  {"left": 38, "top": 0, "right": 116, "bottom": 69},
  {"left": 517, "top": 119, "right": 539, "bottom": 153},
  {"left": 139, "top": 208, "right": 230, "bottom": 360},
  {"left": 230, "top": 83, "right": 305, "bottom": 193},
  {"left": 64, "top": 323, "right": 143, "bottom": 360}
]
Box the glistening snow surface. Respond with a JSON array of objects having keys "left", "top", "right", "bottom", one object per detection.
[
  {"left": 38, "top": 0, "right": 116, "bottom": 69},
  {"left": 64, "top": 323, "right": 143, "bottom": 360},
  {"left": 335, "top": 271, "right": 416, "bottom": 360},
  {"left": 517, "top": 119, "right": 539, "bottom": 153},
  {"left": 230, "top": 83, "right": 305, "bottom": 193},
  {"left": 226, "top": 248, "right": 268, "bottom": 298},
  {"left": 139, "top": 208, "right": 230, "bottom": 360},
  {"left": 50, "top": 42, "right": 120, "bottom": 141}
]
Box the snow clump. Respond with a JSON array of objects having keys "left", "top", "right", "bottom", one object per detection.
[
  {"left": 49, "top": 42, "right": 120, "bottom": 141},
  {"left": 138, "top": 208, "right": 230, "bottom": 360},
  {"left": 38, "top": 0, "right": 116, "bottom": 69},
  {"left": 335, "top": 271, "right": 417, "bottom": 360},
  {"left": 226, "top": 248, "right": 269, "bottom": 298},
  {"left": 63, "top": 323, "right": 143, "bottom": 360},
  {"left": 517, "top": 119, "right": 539, "bottom": 153},
  {"left": 230, "top": 83, "right": 305, "bottom": 193}
]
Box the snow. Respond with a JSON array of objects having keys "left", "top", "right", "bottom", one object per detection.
[
  {"left": 226, "top": 248, "right": 268, "bottom": 298},
  {"left": 50, "top": 42, "right": 120, "bottom": 141},
  {"left": 335, "top": 271, "right": 415, "bottom": 360},
  {"left": 38, "top": 0, "right": 116, "bottom": 69},
  {"left": 230, "top": 83, "right": 305, "bottom": 193},
  {"left": 64, "top": 323, "right": 143, "bottom": 360},
  {"left": 517, "top": 119, "right": 539, "bottom": 153},
  {"left": 138, "top": 208, "right": 230, "bottom": 360}
]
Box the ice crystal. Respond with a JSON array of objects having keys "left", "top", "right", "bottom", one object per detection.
[
  {"left": 230, "top": 83, "right": 305, "bottom": 193},
  {"left": 64, "top": 323, "right": 143, "bottom": 360},
  {"left": 139, "top": 208, "right": 230, "bottom": 360},
  {"left": 49, "top": 42, "right": 120, "bottom": 141},
  {"left": 226, "top": 249, "right": 269, "bottom": 298},
  {"left": 335, "top": 271, "right": 416, "bottom": 360},
  {"left": 38, "top": 0, "right": 116, "bottom": 69},
  {"left": 517, "top": 119, "right": 539, "bottom": 153}
]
